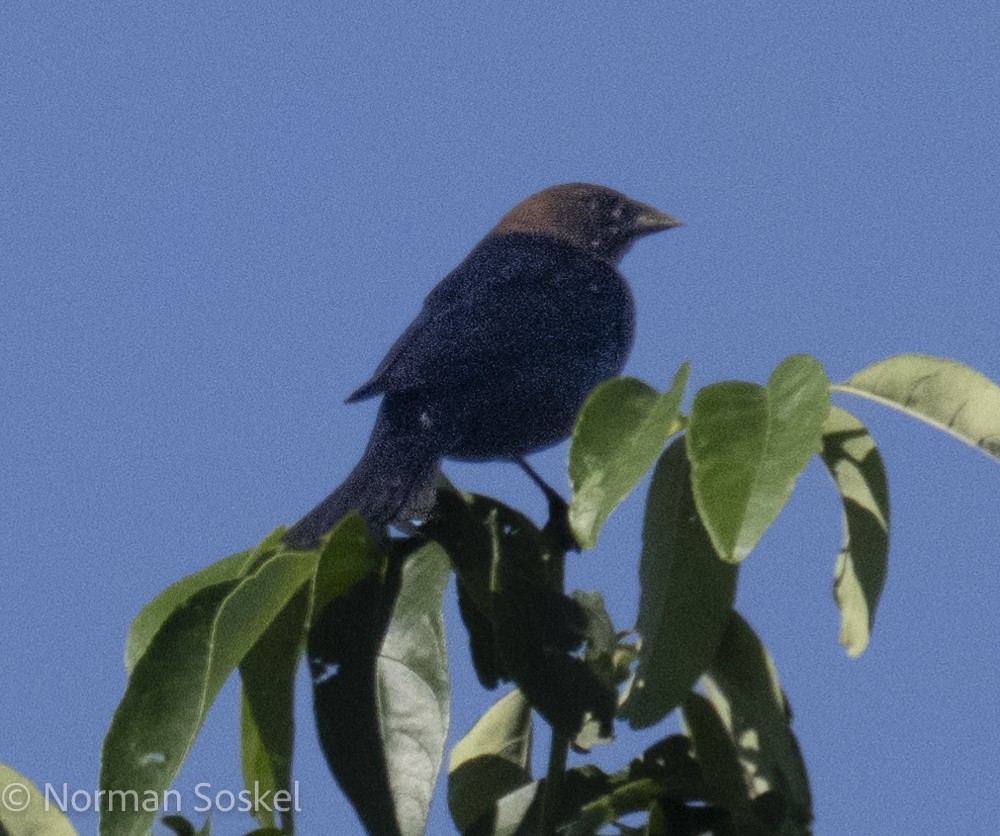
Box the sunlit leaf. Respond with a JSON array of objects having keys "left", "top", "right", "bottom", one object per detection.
[
  {"left": 688, "top": 354, "right": 830, "bottom": 562},
  {"left": 488, "top": 782, "right": 541, "bottom": 835},
  {"left": 820, "top": 407, "right": 890, "bottom": 657},
  {"left": 448, "top": 689, "right": 533, "bottom": 833},
  {"left": 569, "top": 365, "right": 689, "bottom": 548},
  {"left": 837, "top": 353, "right": 1000, "bottom": 461},
  {"left": 378, "top": 543, "right": 452, "bottom": 836},
  {"left": 124, "top": 528, "right": 288, "bottom": 672},
  {"left": 620, "top": 440, "right": 737, "bottom": 728},
  {"left": 0, "top": 761, "right": 77, "bottom": 836}
]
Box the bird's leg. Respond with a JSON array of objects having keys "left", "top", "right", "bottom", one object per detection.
[
  {"left": 516, "top": 456, "right": 566, "bottom": 513},
  {"left": 516, "top": 457, "right": 579, "bottom": 554}
]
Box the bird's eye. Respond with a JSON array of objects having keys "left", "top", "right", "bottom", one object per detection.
[{"left": 610, "top": 203, "right": 625, "bottom": 221}]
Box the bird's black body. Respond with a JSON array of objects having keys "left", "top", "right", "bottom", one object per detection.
[
  {"left": 351, "top": 233, "right": 635, "bottom": 457},
  {"left": 283, "top": 184, "right": 678, "bottom": 548}
]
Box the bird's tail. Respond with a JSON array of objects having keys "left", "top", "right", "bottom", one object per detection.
[{"left": 282, "top": 399, "right": 441, "bottom": 549}]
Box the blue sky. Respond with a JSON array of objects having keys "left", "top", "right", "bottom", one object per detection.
[{"left": 4, "top": 3, "right": 999, "bottom": 834}]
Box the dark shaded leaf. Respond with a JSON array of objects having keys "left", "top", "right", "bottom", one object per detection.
[
  {"left": 309, "top": 552, "right": 405, "bottom": 836},
  {"left": 492, "top": 547, "right": 615, "bottom": 739},
  {"left": 239, "top": 582, "right": 311, "bottom": 832},
  {"left": 305, "top": 510, "right": 390, "bottom": 833},
  {"left": 480, "top": 782, "right": 540, "bottom": 836},
  {"left": 159, "top": 815, "right": 197, "bottom": 835},
  {"left": 626, "top": 735, "right": 706, "bottom": 801},
  {"left": 569, "top": 591, "right": 623, "bottom": 749},
  {"left": 570, "top": 590, "right": 617, "bottom": 668},
  {"left": 428, "top": 488, "right": 615, "bottom": 739},
  {"left": 699, "top": 613, "right": 812, "bottom": 834},
  {"left": 680, "top": 692, "right": 747, "bottom": 813},
  {"left": 310, "top": 536, "right": 449, "bottom": 836},
  {"left": 455, "top": 574, "right": 503, "bottom": 689},
  {"left": 621, "top": 440, "right": 738, "bottom": 728}
]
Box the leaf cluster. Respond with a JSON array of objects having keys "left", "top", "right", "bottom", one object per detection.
[{"left": 5, "top": 354, "right": 997, "bottom": 836}]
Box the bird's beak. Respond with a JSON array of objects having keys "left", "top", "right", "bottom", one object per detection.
[{"left": 632, "top": 203, "right": 683, "bottom": 234}]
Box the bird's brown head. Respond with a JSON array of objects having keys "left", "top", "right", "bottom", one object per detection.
[{"left": 490, "top": 182, "right": 681, "bottom": 265}]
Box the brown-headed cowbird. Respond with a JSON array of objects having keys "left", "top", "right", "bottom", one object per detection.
[{"left": 283, "top": 183, "right": 681, "bottom": 548}]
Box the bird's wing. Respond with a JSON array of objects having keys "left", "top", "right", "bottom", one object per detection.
[{"left": 347, "top": 235, "right": 620, "bottom": 402}]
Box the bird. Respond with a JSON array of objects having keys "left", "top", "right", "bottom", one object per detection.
[{"left": 283, "top": 183, "right": 681, "bottom": 549}]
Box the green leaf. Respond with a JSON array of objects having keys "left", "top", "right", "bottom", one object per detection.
[
  {"left": 424, "top": 488, "right": 510, "bottom": 689},
  {"left": 0, "top": 761, "right": 77, "bottom": 836},
  {"left": 308, "top": 537, "right": 449, "bottom": 836},
  {"left": 239, "top": 582, "right": 312, "bottom": 831},
  {"left": 567, "top": 778, "right": 665, "bottom": 836},
  {"left": 378, "top": 543, "right": 452, "bottom": 836},
  {"left": 555, "top": 750, "right": 705, "bottom": 836},
  {"left": 567, "top": 591, "right": 620, "bottom": 749},
  {"left": 311, "top": 512, "right": 385, "bottom": 619},
  {"left": 239, "top": 696, "right": 274, "bottom": 826},
  {"left": 448, "top": 689, "right": 533, "bottom": 833},
  {"left": 679, "top": 692, "right": 747, "bottom": 811},
  {"left": 100, "top": 550, "right": 321, "bottom": 836},
  {"left": 836, "top": 353, "right": 1000, "bottom": 461},
  {"left": 309, "top": 566, "right": 405, "bottom": 836},
  {"left": 620, "top": 439, "right": 738, "bottom": 728},
  {"left": 699, "top": 613, "right": 813, "bottom": 833},
  {"left": 646, "top": 799, "right": 668, "bottom": 835},
  {"left": 569, "top": 365, "right": 689, "bottom": 548},
  {"left": 820, "top": 407, "right": 890, "bottom": 657},
  {"left": 569, "top": 591, "right": 617, "bottom": 665},
  {"left": 487, "top": 782, "right": 541, "bottom": 835},
  {"left": 125, "top": 527, "right": 289, "bottom": 672},
  {"left": 159, "top": 815, "right": 207, "bottom": 835},
  {"left": 428, "top": 488, "right": 616, "bottom": 739},
  {"left": 688, "top": 354, "right": 830, "bottom": 562}
]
